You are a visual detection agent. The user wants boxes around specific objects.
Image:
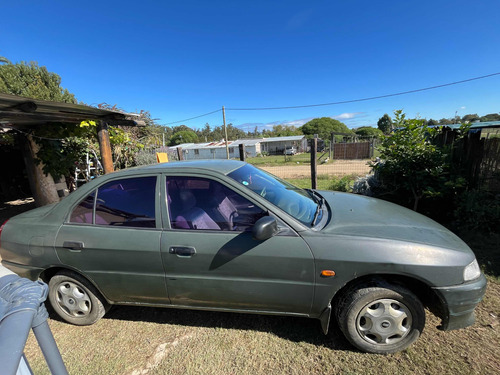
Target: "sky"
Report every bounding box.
[1,1,500,131]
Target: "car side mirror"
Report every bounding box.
[252,216,278,241]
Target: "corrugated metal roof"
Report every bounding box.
[260,135,305,142]
[169,135,305,150]
[0,92,142,127]
[432,121,500,130]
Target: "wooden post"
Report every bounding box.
[239,143,246,161]
[311,136,318,189]
[177,147,184,160]
[223,106,229,159]
[97,121,114,174]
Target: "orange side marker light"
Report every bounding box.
[321,270,336,277]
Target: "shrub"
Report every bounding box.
[134,150,157,166]
[454,190,500,232]
[328,175,356,192]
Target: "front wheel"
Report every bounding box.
[337,283,425,354]
[48,270,109,325]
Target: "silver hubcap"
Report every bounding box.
[56,281,91,317]
[356,298,412,345]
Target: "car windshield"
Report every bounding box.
[228,164,320,226]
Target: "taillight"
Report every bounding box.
[0,220,8,248]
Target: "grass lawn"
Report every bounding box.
[24,276,500,375]
[247,153,313,166]
[284,174,358,191]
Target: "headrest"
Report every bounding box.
[179,190,196,211]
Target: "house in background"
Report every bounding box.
[171,135,307,160]
[259,135,307,155]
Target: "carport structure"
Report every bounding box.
[0,92,143,206]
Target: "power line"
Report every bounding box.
[1,124,65,141]
[162,109,221,125]
[226,72,500,111]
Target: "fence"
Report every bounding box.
[437,127,500,193]
[330,141,374,160]
[480,130,500,192]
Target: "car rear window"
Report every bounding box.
[95,176,157,228]
[69,176,157,228]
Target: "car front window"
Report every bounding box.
[227,164,319,226]
[166,176,266,231]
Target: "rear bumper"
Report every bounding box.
[0,260,43,281]
[432,274,487,331]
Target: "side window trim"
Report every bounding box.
[67,189,96,225]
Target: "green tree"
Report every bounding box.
[300,117,352,142]
[210,123,246,141]
[377,114,393,134]
[438,118,453,125]
[196,123,212,142]
[373,110,447,211]
[428,119,438,126]
[0,60,77,103]
[461,114,480,123]
[268,124,302,137]
[0,59,85,181]
[354,126,383,138]
[169,130,198,146]
[480,113,500,122]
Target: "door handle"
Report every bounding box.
[63,241,84,250]
[169,246,196,257]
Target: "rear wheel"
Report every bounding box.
[48,270,108,325]
[337,283,425,354]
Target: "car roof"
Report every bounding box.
[111,159,247,176]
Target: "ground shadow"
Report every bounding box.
[98,304,354,352]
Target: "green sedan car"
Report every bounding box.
[0,160,486,354]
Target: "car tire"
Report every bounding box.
[48,270,109,325]
[337,283,425,354]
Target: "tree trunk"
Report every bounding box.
[21,135,60,207]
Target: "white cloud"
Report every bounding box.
[332,112,364,120]
[281,117,314,127]
[236,113,368,132]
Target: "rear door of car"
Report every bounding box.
[55,174,168,304]
[160,173,315,315]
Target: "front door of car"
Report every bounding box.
[55,175,168,304]
[160,175,314,314]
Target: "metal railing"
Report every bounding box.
[0,265,68,375]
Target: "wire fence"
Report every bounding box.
[259,160,371,179]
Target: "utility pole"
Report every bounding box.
[223,106,229,159]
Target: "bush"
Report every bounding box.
[134,150,157,166]
[454,190,500,232]
[328,175,356,192]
